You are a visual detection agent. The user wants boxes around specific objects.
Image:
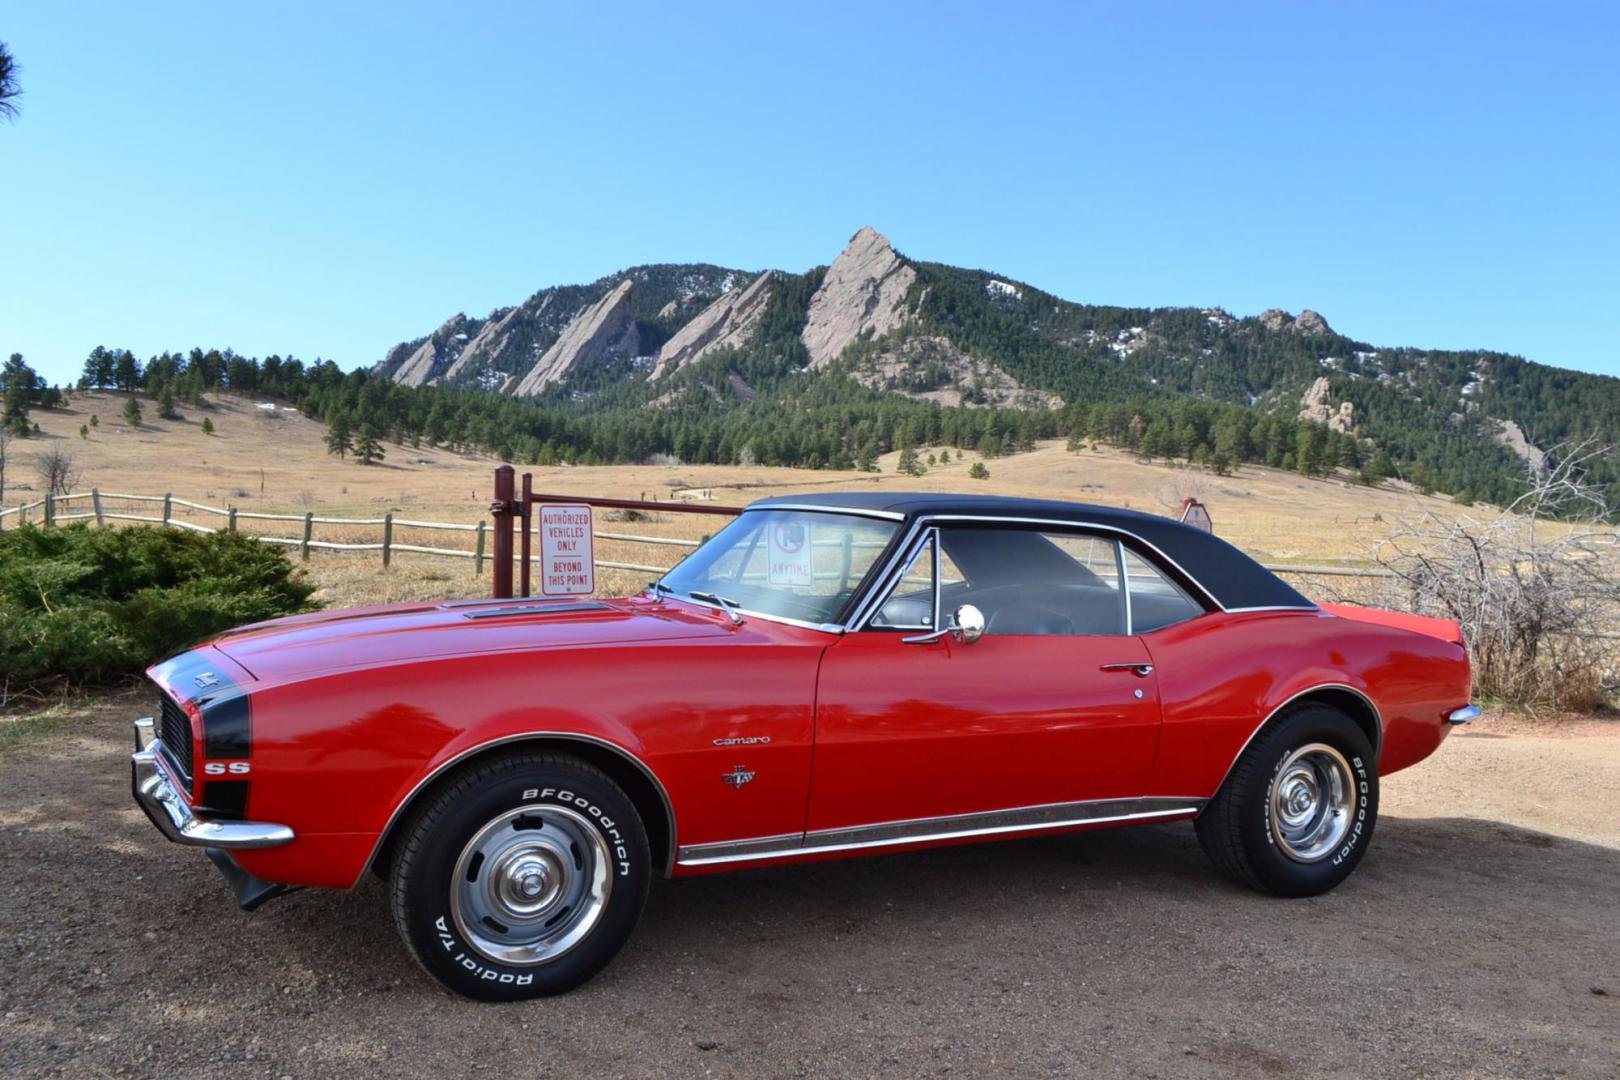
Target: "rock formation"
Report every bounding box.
[855,334,1063,410]
[388,314,478,387]
[1493,418,1549,475]
[1260,308,1333,336]
[441,301,535,383]
[508,280,638,397]
[1298,376,1356,433]
[651,271,776,379]
[801,227,917,368]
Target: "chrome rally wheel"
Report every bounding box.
[451,804,612,967]
[391,752,650,1000]
[1195,703,1378,898]
[1267,743,1355,863]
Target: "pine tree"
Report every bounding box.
[325,410,353,458]
[122,398,143,427]
[2,353,36,434]
[158,385,179,420]
[969,461,990,480]
[201,417,215,436]
[354,424,386,466]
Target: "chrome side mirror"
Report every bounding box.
[902,604,985,646]
[954,603,985,644]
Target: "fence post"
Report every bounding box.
[227,507,238,532]
[162,493,172,526]
[382,512,393,568]
[519,472,533,598]
[44,492,54,527]
[92,488,106,528]
[475,520,486,576]
[301,512,313,560]
[491,466,515,599]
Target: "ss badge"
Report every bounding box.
[722,765,755,789]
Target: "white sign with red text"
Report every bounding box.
[538,504,594,595]
[766,518,814,587]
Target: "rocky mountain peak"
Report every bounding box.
[508,279,638,398]
[651,271,776,380]
[800,226,918,368]
[1259,308,1333,336]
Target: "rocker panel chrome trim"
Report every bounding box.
[674,796,1207,867]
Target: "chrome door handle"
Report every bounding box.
[1099,662,1153,677]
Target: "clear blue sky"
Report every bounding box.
[3,1,1617,386]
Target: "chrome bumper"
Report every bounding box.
[131,717,294,850]
[1447,704,1483,725]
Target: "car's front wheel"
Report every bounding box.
[389,751,650,1000]
[1195,703,1378,897]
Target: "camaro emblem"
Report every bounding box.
[722,766,755,789]
[193,671,220,689]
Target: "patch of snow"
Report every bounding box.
[985,280,1023,300]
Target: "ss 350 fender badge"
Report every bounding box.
[722,765,755,789]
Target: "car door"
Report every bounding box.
[806,523,1168,834]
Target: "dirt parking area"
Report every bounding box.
[2,692,1616,1079]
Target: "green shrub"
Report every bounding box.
[0,525,316,691]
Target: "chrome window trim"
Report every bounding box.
[864,526,939,632]
[1116,538,1133,636]
[843,519,929,629]
[355,731,681,885]
[743,503,907,521]
[675,795,1207,867]
[1223,604,1321,614]
[846,514,1226,632]
[1208,683,1384,797]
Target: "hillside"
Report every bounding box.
[5,390,1539,569]
[365,227,1620,509]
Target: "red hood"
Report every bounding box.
[208,596,732,683]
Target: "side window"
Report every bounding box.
[871,534,936,630]
[935,527,1127,636]
[1122,547,1204,632]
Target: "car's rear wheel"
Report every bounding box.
[1195,703,1378,897]
[389,752,649,1000]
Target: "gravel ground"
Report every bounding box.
[2,691,1616,1079]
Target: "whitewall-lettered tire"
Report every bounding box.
[389,752,650,1000]
[1195,703,1378,897]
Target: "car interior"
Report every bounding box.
[870,527,1205,636]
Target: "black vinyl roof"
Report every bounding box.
[750,491,1314,611]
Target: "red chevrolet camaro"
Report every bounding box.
[132,493,1477,999]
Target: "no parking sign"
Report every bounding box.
[767,518,814,586]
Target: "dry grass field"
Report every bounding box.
[4,390,1536,608]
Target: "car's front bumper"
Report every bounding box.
[131,717,294,850]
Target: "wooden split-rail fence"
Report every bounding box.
[0,484,1401,593]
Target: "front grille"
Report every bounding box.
[158,692,194,789]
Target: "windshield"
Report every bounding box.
[655,510,900,627]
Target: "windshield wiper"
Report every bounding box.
[647,580,674,602]
[688,590,744,625]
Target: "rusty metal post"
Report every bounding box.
[519,472,533,598]
[491,465,515,599]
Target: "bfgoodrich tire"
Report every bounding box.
[390,752,650,1000]
[1195,704,1378,898]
